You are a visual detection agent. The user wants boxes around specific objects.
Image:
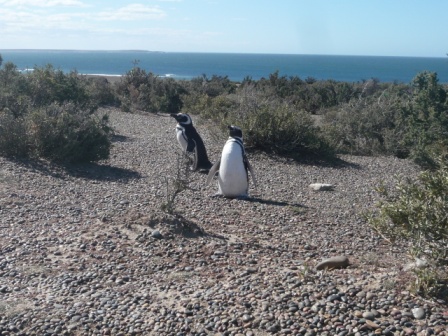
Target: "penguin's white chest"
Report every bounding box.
[175,126,188,152]
[218,141,248,197]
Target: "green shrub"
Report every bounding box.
[115,67,185,113]
[398,72,448,168]
[83,76,119,107]
[0,109,29,157]
[187,74,237,98]
[318,73,448,165]
[1,63,117,117]
[192,85,332,157]
[0,61,113,163]
[0,62,32,118]
[183,93,237,120]
[368,156,448,296]
[242,71,362,114]
[320,84,408,155]
[26,65,93,110]
[370,156,448,261]
[28,103,111,163]
[234,102,328,156]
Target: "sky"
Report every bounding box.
[0,0,447,57]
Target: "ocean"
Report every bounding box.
[1,50,448,83]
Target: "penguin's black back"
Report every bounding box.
[184,124,212,171]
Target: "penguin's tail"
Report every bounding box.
[197,160,213,174]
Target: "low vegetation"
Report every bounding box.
[1,54,447,297]
[2,56,446,166]
[115,66,185,113]
[367,156,448,298]
[0,61,113,162]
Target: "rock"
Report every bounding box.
[267,323,280,332]
[309,183,334,191]
[2,109,446,336]
[365,319,380,329]
[404,258,428,271]
[354,310,363,318]
[411,307,425,320]
[362,311,375,320]
[151,230,163,239]
[316,256,350,270]
[327,294,341,301]
[242,314,253,322]
[403,327,415,335]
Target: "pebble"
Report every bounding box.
[316,256,350,270]
[0,109,444,336]
[411,307,425,320]
[309,183,335,191]
[151,230,163,239]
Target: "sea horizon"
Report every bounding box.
[1,49,447,83]
[1,48,446,58]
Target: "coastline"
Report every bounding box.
[4,50,448,83]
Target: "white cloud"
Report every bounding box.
[0,2,167,35]
[98,4,166,21]
[0,1,177,50]
[0,0,86,7]
[0,7,91,33]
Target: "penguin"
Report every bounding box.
[170,113,213,172]
[206,125,257,198]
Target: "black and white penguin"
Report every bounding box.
[170,113,212,171]
[206,125,257,198]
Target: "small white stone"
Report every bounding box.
[309,183,334,191]
[404,257,428,271]
[412,307,425,319]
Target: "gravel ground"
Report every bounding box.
[0,108,447,336]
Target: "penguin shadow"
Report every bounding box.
[209,193,305,209]
[241,196,305,209]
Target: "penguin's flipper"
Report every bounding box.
[186,138,196,152]
[206,159,221,186]
[244,155,258,189]
[192,140,199,171]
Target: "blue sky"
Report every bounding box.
[0,0,447,57]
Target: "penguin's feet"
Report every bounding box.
[210,193,224,198]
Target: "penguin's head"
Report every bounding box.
[170,113,192,125]
[228,125,243,139]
